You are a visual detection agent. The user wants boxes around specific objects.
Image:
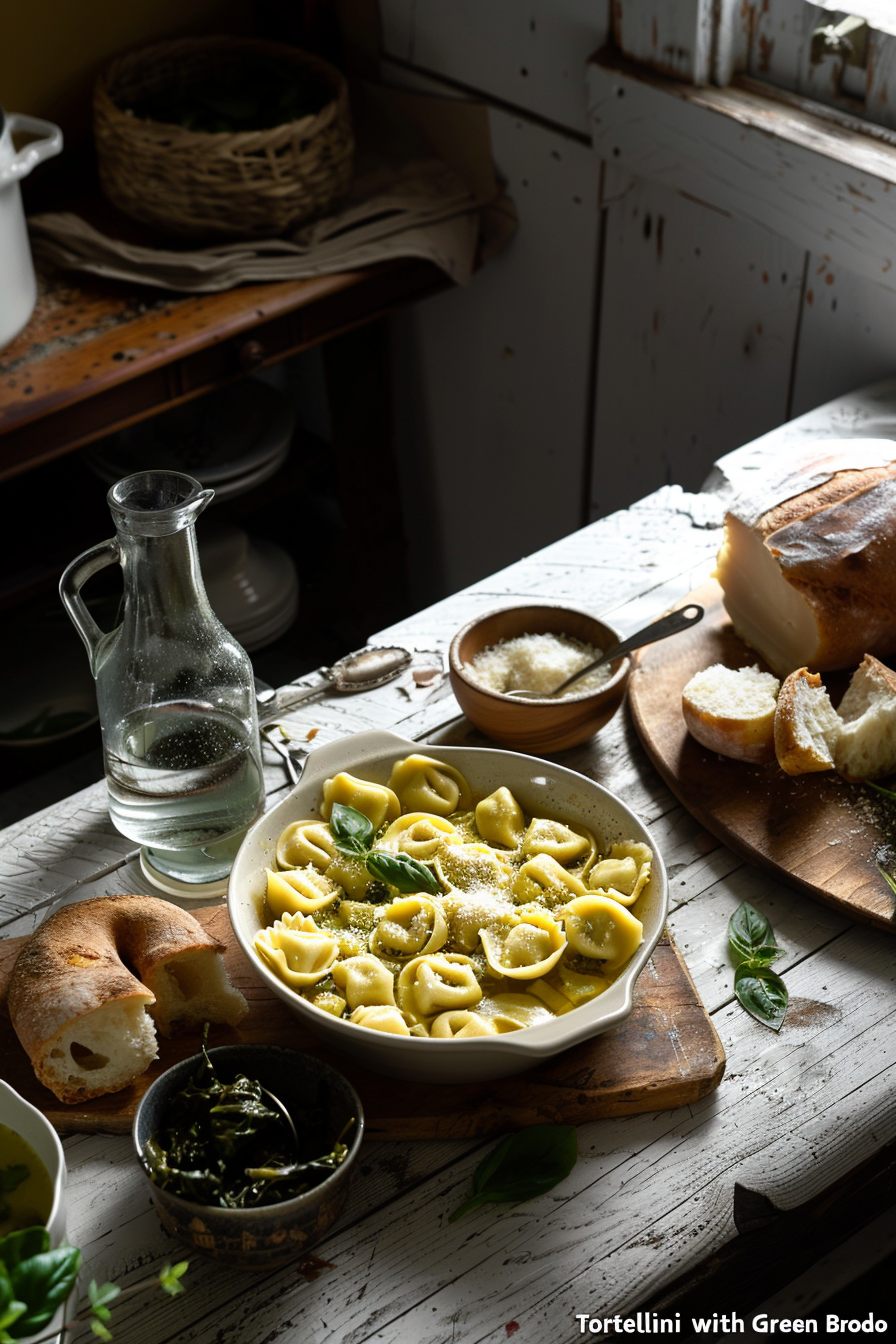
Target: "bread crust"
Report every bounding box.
[727,463,896,672]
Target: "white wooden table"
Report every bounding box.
[2,381,895,1342]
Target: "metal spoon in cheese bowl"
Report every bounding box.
[504,605,704,700]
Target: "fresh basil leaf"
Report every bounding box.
[328,804,374,857]
[449,1125,578,1221]
[750,944,785,965]
[0,1264,26,1336]
[734,963,788,1031]
[365,850,440,896]
[0,1228,49,1273]
[727,902,776,959]
[9,1245,81,1336]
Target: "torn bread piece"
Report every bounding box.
[8,895,248,1104]
[681,663,780,763]
[774,668,841,776]
[832,654,896,782]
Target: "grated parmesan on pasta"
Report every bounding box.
[464,631,614,698]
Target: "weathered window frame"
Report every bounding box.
[593,0,896,294]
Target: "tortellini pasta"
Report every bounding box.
[588,842,652,907]
[320,772,400,829]
[397,953,482,1020]
[480,910,566,980]
[475,787,525,849]
[331,954,397,1009]
[369,895,448,959]
[388,754,473,816]
[254,913,339,988]
[379,813,458,859]
[276,821,337,872]
[255,753,654,1039]
[561,895,643,969]
[265,866,341,919]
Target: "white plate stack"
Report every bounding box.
[199,522,298,653]
[83,378,295,502]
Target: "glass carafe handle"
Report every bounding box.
[59,538,120,675]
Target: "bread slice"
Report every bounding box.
[832,654,896,781]
[774,668,841,775]
[681,663,780,763]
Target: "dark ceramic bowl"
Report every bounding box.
[133,1045,364,1270]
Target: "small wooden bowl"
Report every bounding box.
[448,604,630,752]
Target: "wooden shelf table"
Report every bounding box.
[0,252,446,482]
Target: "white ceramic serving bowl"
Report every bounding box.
[0,1081,68,1343]
[228,730,668,1083]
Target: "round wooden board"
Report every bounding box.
[628,578,896,932]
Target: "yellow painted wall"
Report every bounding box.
[4,0,253,142]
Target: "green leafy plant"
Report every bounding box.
[0,1222,186,1344]
[727,901,788,1030]
[329,804,440,896]
[449,1125,578,1221]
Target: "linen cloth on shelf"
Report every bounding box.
[27,86,516,294]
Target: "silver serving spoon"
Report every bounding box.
[505,604,704,700]
[259,646,412,723]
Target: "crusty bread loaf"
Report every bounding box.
[713,440,896,675]
[8,895,247,1104]
[681,663,780,763]
[774,668,841,775]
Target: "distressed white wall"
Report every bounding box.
[379,0,896,599]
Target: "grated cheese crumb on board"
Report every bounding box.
[464,632,614,698]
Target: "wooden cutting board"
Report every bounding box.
[0,906,724,1139]
[629,578,896,932]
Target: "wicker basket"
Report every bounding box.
[93,36,354,240]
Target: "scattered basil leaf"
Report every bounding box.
[727,902,776,961]
[8,1244,82,1336]
[449,1125,578,1221]
[365,850,440,896]
[727,901,789,1030]
[159,1262,189,1297]
[328,803,375,857]
[734,963,788,1031]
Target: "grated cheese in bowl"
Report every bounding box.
[463,631,614,699]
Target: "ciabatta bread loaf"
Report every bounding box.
[712,439,896,675]
[681,663,780,763]
[8,895,248,1104]
[774,668,840,775]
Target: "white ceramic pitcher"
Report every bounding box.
[0,109,63,350]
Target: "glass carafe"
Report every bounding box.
[60,471,265,889]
